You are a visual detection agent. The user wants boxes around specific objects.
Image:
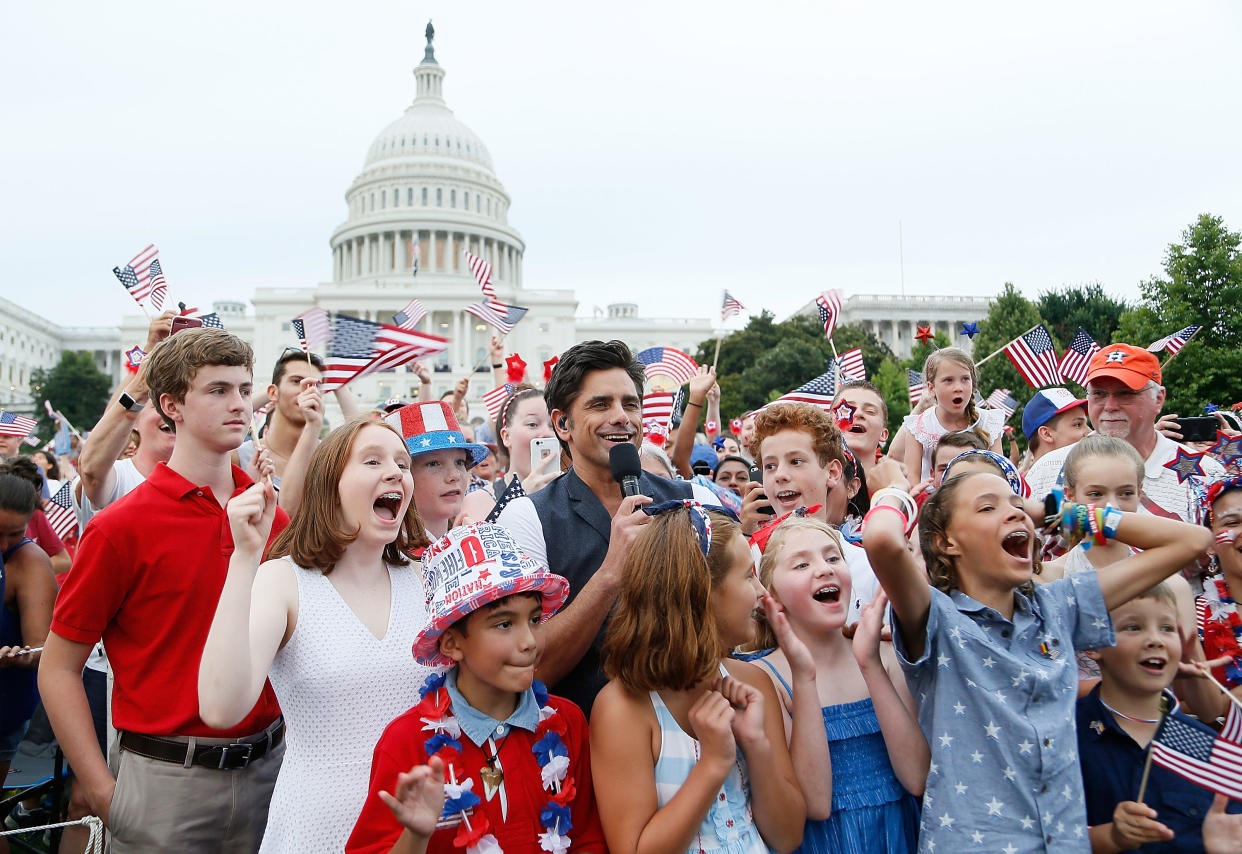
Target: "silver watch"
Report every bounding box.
[118,392,145,412]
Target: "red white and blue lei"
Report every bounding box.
[415,673,576,854]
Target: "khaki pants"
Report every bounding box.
[106,736,284,854]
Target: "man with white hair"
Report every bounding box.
[1026,343,1222,521]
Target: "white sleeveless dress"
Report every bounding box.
[259,557,438,854]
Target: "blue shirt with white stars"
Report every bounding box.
[892,570,1114,853]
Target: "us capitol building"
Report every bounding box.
[1,24,989,420]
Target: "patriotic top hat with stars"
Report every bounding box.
[412,523,569,666]
[384,401,490,468]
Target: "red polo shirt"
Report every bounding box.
[52,463,287,738]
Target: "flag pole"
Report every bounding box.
[1136,694,1171,805]
[1193,661,1242,713]
[974,324,1042,368]
[1160,326,1203,369]
[712,332,724,371]
[470,333,507,374]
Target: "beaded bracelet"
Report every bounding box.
[863,503,908,533]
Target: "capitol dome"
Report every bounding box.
[329,22,524,294]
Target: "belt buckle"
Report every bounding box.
[217,742,254,770]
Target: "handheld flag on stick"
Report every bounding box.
[465,250,495,299]
[291,319,309,356]
[1148,702,1242,801]
[721,291,745,321]
[815,290,843,339]
[113,244,165,314]
[1003,324,1062,388]
[293,308,331,350]
[483,383,517,424]
[394,299,428,330]
[770,366,837,413]
[1148,326,1202,365]
[484,476,526,523]
[44,481,77,541]
[907,370,925,408]
[1057,328,1101,387]
[983,389,1019,420]
[641,391,675,424]
[635,347,699,386]
[0,411,38,437]
[837,348,865,382]
[464,300,528,335]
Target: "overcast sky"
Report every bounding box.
[5,1,1241,331]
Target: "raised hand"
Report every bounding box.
[226,480,277,558]
[297,377,323,430]
[1203,793,1242,854]
[687,366,717,405]
[760,593,814,678]
[378,754,447,838]
[851,590,888,669]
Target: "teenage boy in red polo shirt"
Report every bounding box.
[39,328,290,853]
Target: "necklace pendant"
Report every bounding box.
[480,764,504,796]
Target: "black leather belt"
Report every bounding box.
[119,719,284,771]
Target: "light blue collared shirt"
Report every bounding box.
[445,668,540,748]
[893,570,1114,853]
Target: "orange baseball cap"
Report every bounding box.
[1085,344,1162,390]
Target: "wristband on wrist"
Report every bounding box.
[1101,506,1122,540]
[685,400,703,409]
[1084,504,1102,550]
[491,362,504,369]
[863,503,908,532]
[870,486,918,535]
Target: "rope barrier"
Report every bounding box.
[0,814,105,854]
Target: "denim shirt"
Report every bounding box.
[893,571,1113,853]
[444,668,540,747]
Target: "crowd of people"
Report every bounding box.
[4,311,1242,853]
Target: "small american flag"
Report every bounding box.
[908,370,926,407]
[721,291,745,321]
[113,244,162,308]
[837,348,865,382]
[1057,328,1101,386]
[483,383,517,423]
[146,258,168,311]
[252,401,274,433]
[464,300,528,335]
[983,389,1019,420]
[772,366,837,413]
[394,299,428,330]
[291,319,309,356]
[1147,325,1202,356]
[294,308,331,349]
[816,290,844,339]
[44,481,77,541]
[1221,700,1242,746]
[320,314,388,391]
[1150,709,1242,800]
[642,391,675,424]
[356,325,450,381]
[199,312,224,329]
[635,347,699,386]
[0,411,38,437]
[1004,324,1062,388]
[484,476,526,523]
[465,250,495,299]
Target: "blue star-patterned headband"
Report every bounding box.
[943,449,1029,498]
[643,500,737,556]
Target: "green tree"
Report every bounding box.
[1115,214,1242,415]
[1037,283,1128,348]
[871,357,912,442]
[30,351,113,436]
[970,283,1047,414]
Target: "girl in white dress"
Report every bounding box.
[891,346,1004,481]
[199,416,438,853]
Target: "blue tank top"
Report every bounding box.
[0,538,40,733]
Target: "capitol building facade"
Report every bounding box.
[2,26,990,420]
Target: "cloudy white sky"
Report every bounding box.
[5,1,1241,330]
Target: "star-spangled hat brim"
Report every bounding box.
[412,523,569,666]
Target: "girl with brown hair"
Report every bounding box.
[589,503,805,854]
[198,416,436,854]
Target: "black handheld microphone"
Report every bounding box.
[609,443,644,499]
